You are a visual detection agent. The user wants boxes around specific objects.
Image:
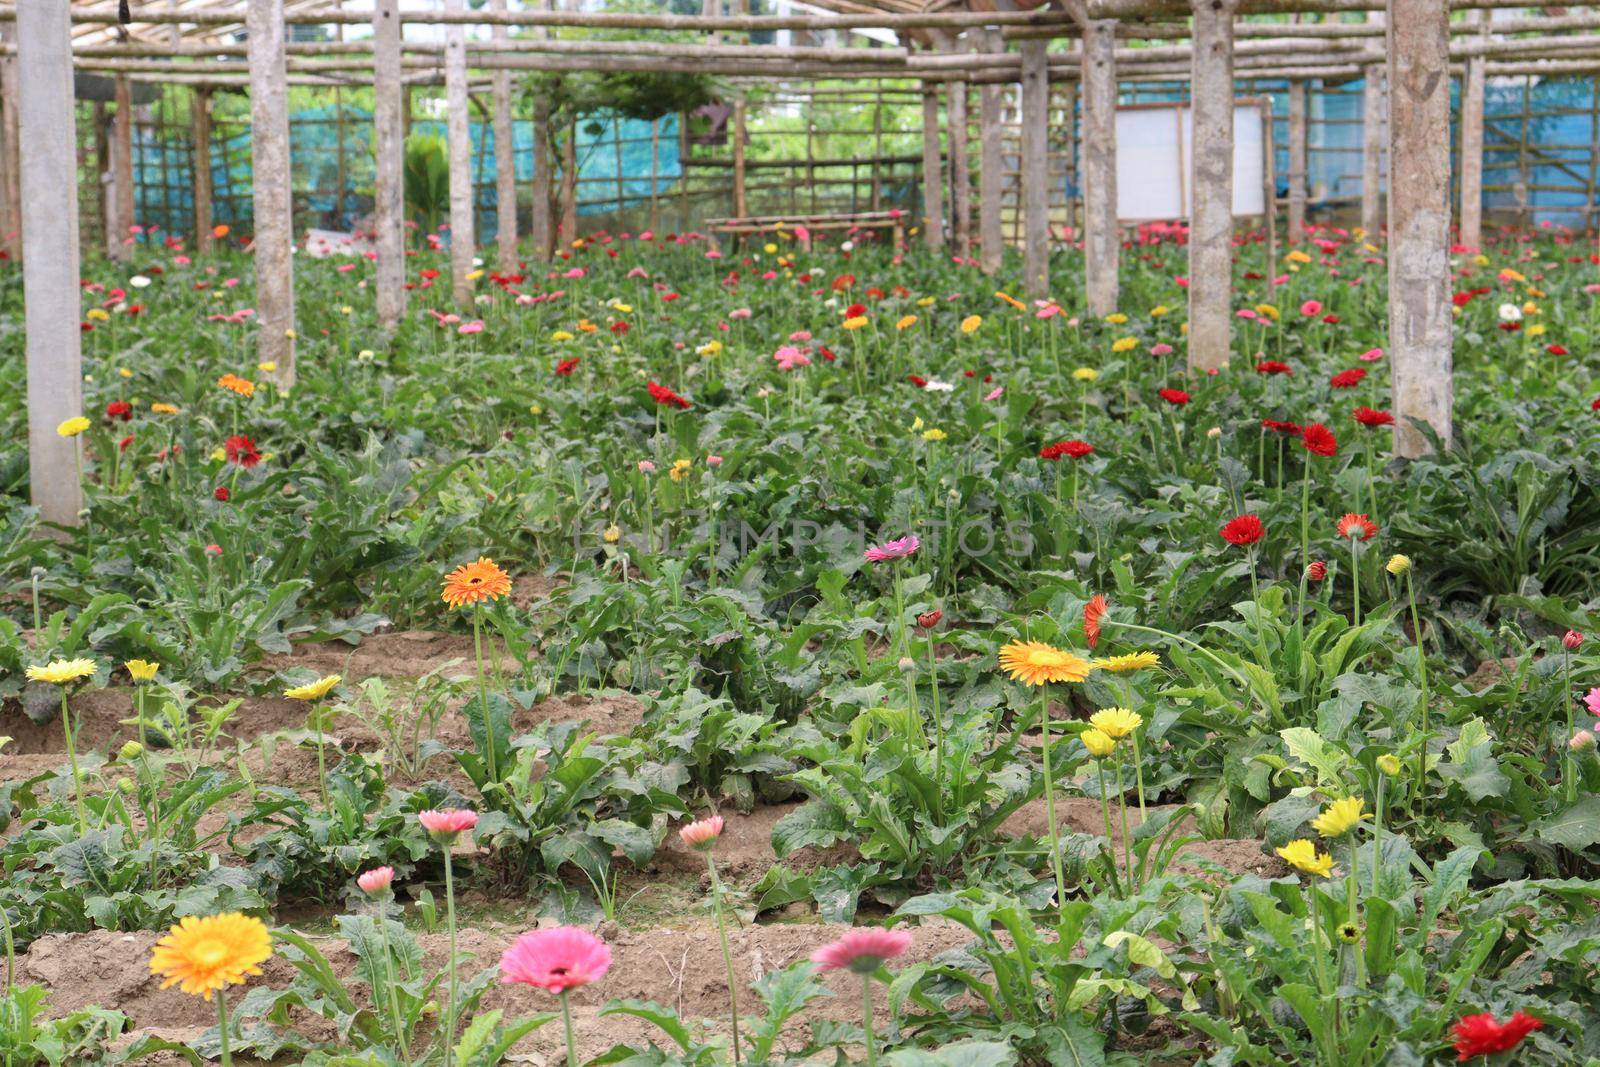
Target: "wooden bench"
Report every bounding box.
[704,210,905,252]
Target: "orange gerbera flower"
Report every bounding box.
[998,640,1093,686]
[149,913,272,1001]
[1083,595,1108,649]
[441,557,512,609]
[216,373,255,398]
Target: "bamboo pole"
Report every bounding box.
[445,0,475,306]
[979,29,1005,273]
[1187,0,1236,373]
[192,87,213,252]
[1082,17,1120,316]
[949,77,970,255]
[1361,12,1384,240]
[1021,38,1050,296]
[1458,10,1486,249]
[248,0,296,387]
[921,83,944,248]
[111,75,134,262]
[18,0,82,528]
[1388,0,1452,458]
[1287,78,1307,241]
[491,0,518,270]
[373,0,406,330]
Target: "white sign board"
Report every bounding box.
[1114,103,1266,222]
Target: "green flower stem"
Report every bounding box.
[926,634,945,822]
[61,690,88,832]
[705,852,743,1064]
[1039,696,1068,915]
[1348,536,1361,627]
[312,701,329,809]
[861,977,877,1067]
[216,988,233,1067]
[1115,753,1133,891]
[560,990,579,1067]
[442,844,460,1067]
[1406,572,1430,802]
[473,603,497,786]
[375,903,411,1061]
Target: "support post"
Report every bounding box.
[1387,0,1453,457]
[111,74,134,261]
[248,0,296,386]
[1082,18,1119,315]
[1187,0,1236,372]
[561,122,577,242]
[1458,11,1487,250]
[192,88,213,252]
[948,78,970,255]
[1021,38,1050,296]
[1287,78,1307,241]
[921,83,944,248]
[445,0,475,306]
[1362,11,1385,240]
[491,0,518,270]
[732,97,748,217]
[531,96,553,255]
[373,0,406,329]
[18,0,83,527]
[0,22,20,264]
[978,29,1005,274]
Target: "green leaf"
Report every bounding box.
[1526,797,1600,851]
[885,1040,1017,1067]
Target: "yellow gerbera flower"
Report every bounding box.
[25,658,98,685]
[1276,838,1334,878]
[1312,796,1369,838]
[1081,728,1116,758]
[997,640,1092,686]
[1386,554,1412,576]
[56,417,91,438]
[959,314,983,334]
[1111,337,1137,353]
[151,403,180,415]
[603,524,621,544]
[921,428,947,442]
[1088,707,1143,739]
[149,913,273,1001]
[670,458,694,482]
[1072,367,1099,382]
[284,674,341,702]
[1104,312,1128,325]
[842,316,869,331]
[551,330,575,342]
[1092,651,1161,673]
[124,659,160,682]
[896,315,918,330]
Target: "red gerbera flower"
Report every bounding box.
[1306,560,1327,581]
[555,357,579,376]
[1221,514,1265,546]
[1352,407,1394,428]
[213,485,230,502]
[1040,440,1094,461]
[1158,388,1191,406]
[1451,1011,1542,1061]
[1256,360,1293,375]
[1546,344,1569,356]
[1301,423,1338,457]
[646,381,691,410]
[907,374,928,387]
[1083,594,1108,649]
[1592,396,1600,411]
[223,434,261,469]
[1261,418,1303,436]
[844,303,867,318]
[1335,512,1378,541]
[105,400,133,422]
[1329,368,1366,389]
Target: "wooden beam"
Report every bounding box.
[1088,0,1570,16]
[192,87,213,253]
[948,78,970,255]
[248,0,296,387]
[18,0,83,528]
[1187,0,1236,373]
[1287,78,1307,241]
[921,83,944,248]
[1388,0,1452,458]
[1458,10,1486,250]
[978,29,1004,274]
[110,74,134,262]
[491,0,517,272]
[445,0,475,306]
[1082,18,1119,316]
[374,0,406,330]
[1362,15,1384,240]
[1021,39,1050,296]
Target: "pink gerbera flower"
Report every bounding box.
[500,927,612,994]
[1583,686,1600,717]
[418,809,478,838]
[678,815,724,851]
[865,535,920,562]
[357,867,394,894]
[810,928,913,974]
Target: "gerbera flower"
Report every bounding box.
[1312,795,1369,837]
[1275,838,1334,878]
[149,913,273,1001]
[500,927,613,993]
[998,640,1092,686]
[1088,707,1142,738]
[1300,423,1338,457]
[1040,440,1094,461]
[1451,1011,1542,1061]
[864,535,919,562]
[105,400,133,421]
[1261,418,1303,436]
[1093,651,1160,673]
[283,674,341,702]
[57,416,91,437]
[1083,594,1108,649]
[441,557,513,609]
[810,928,912,974]
[224,435,261,469]
[216,373,255,398]
[1256,360,1292,375]
[1158,387,1190,406]
[25,658,98,685]
[1335,513,1378,541]
[554,357,579,376]
[646,381,691,410]
[1220,514,1265,546]
[1081,728,1116,758]
[1352,407,1394,427]
[1329,368,1366,389]
[678,815,724,850]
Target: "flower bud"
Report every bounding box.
[1386,554,1412,576]
[1564,630,1584,652]
[116,776,136,794]
[1306,561,1327,582]
[1570,729,1597,752]
[1376,753,1402,777]
[897,656,916,673]
[119,740,144,762]
[917,610,943,630]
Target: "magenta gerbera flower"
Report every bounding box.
[810,928,913,974]
[500,927,612,994]
[865,535,920,562]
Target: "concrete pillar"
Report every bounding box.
[0,23,21,264]
[247,0,296,386]
[445,0,475,306]
[1362,11,1386,241]
[1387,0,1453,457]
[18,0,83,527]
[978,30,1005,274]
[921,85,944,248]
[1021,39,1050,296]
[491,0,519,271]
[1287,79,1308,242]
[1187,0,1236,372]
[1082,19,1119,316]
[373,0,406,330]
[1458,12,1487,251]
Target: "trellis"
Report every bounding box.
[10,0,1600,526]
